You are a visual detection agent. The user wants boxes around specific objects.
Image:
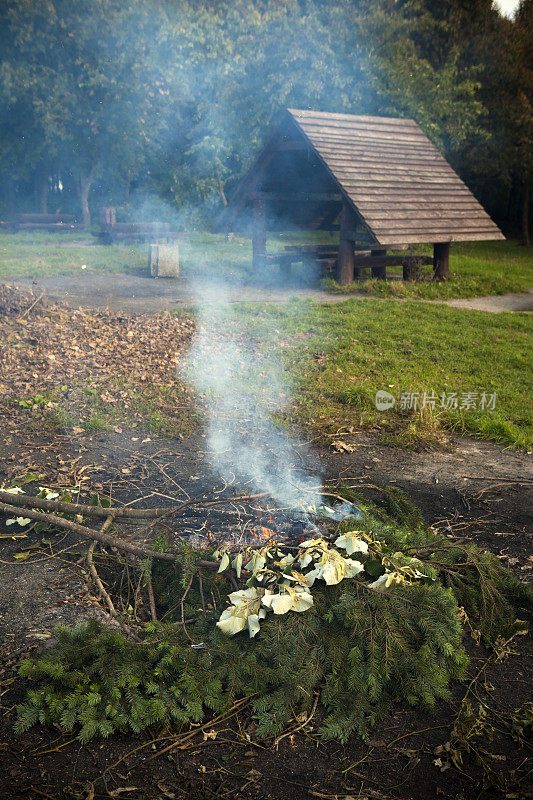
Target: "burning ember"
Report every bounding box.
[184,497,361,551]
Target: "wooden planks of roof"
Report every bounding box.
[222,108,504,283]
[288,108,503,246]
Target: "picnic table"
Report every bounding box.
[98,209,188,244]
[10,213,81,232]
[266,244,433,281]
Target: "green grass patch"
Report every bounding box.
[325,241,533,300]
[0,231,146,280]
[0,230,290,282]
[220,298,533,449]
[1,232,530,302]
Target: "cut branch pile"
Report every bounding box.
[0,487,271,567]
[3,485,532,747]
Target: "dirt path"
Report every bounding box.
[436,287,533,313]
[10,273,353,313]
[11,272,533,313]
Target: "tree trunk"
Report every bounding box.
[522,179,531,247]
[252,198,266,271]
[79,168,94,228]
[337,202,357,285]
[35,168,49,214]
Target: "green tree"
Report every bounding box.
[0,0,177,225]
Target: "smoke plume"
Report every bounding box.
[182,284,322,509]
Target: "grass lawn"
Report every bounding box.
[0,230,254,282]
[325,240,533,299]
[1,231,531,301]
[223,298,533,449]
[1,230,531,449]
[1,286,530,449]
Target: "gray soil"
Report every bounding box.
[10,272,533,313]
[10,272,353,313]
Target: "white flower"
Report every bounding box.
[231,552,243,577]
[367,571,404,591]
[344,559,364,578]
[277,554,295,567]
[227,587,262,606]
[217,553,230,573]
[304,553,363,586]
[39,488,59,500]
[217,588,265,637]
[289,585,314,612]
[243,552,266,573]
[4,487,25,495]
[247,614,261,638]
[367,573,389,591]
[299,538,323,549]
[321,558,342,585]
[303,567,320,587]
[6,516,31,526]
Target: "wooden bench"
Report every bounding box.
[99,221,168,243]
[98,209,189,244]
[267,245,433,281]
[11,213,81,232]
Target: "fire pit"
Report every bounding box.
[7,481,529,749]
[182,497,361,550]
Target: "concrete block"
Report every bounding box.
[149,244,179,278]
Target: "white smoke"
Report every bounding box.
[182,284,322,509]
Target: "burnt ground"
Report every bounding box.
[0,421,532,800]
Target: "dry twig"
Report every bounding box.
[86,517,136,637]
[0,500,218,568]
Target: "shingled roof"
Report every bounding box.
[224,108,504,246]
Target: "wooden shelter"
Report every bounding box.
[221,109,504,283]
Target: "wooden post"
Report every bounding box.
[371,249,387,279]
[338,202,357,285]
[403,259,414,281]
[433,242,450,281]
[252,198,266,271]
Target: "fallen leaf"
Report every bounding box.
[332,440,355,453]
[156,782,175,799]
